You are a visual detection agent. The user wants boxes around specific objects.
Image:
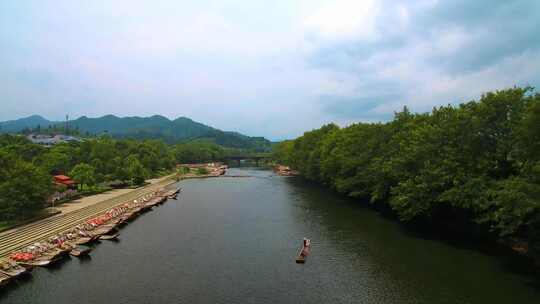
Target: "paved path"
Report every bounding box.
[51,175,172,214]
[0,176,176,259]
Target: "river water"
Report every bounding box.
[1,168,539,304]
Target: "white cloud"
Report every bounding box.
[1,0,539,139]
[301,0,379,41]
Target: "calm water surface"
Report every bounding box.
[1,168,539,303]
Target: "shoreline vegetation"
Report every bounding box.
[273,87,540,265]
[0,133,245,231]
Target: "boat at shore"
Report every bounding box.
[295,238,311,264]
[0,273,10,286]
[99,232,120,241]
[275,165,299,177]
[0,259,30,278]
[144,197,165,209]
[164,188,182,199]
[70,245,92,257]
[17,249,67,268]
[117,209,140,225]
[72,236,94,245]
[89,224,117,238]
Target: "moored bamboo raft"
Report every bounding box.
[144,197,165,208]
[89,224,117,238]
[45,247,70,261]
[70,245,92,257]
[116,214,129,225]
[0,259,30,278]
[17,249,67,268]
[117,210,138,225]
[130,206,143,217]
[161,188,182,200]
[0,273,11,286]
[99,232,119,241]
[72,237,94,245]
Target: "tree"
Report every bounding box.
[34,151,71,174]
[70,163,96,190]
[196,167,209,175]
[125,155,147,185]
[0,150,53,220]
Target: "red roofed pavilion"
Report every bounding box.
[53,175,78,189]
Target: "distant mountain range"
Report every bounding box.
[0,115,272,151]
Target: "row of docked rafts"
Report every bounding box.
[0,187,182,287]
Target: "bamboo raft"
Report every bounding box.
[72,237,93,245]
[117,209,136,225]
[0,273,10,286]
[89,224,117,238]
[170,188,182,199]
[155,188,182,200]
[144,197,166,209]
[117,209,139,225]
[0,259,30,278]
[70,245,92,257]
[17,250,67,268]
[99,233,120,241]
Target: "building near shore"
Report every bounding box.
[53,175,78,189]
[177,163,227,176]
[274,165,299,176]
[27,134,83,146]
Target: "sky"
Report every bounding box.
[1,0,539,140]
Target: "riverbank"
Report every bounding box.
[0,175,174,234]
[0,164,228,288]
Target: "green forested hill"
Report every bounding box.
[0,115,51,133]
[0,114,271,151]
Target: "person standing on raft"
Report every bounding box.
[301,238,310,257]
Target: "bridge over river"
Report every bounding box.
[223,153,272,166]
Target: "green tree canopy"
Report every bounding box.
[125,155,147,185]
[273,87,540,257]
[69,163,96,190]
[0,150,53,220]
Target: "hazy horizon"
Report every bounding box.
[1,0,539,140]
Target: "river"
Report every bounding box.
[1,168,539,303]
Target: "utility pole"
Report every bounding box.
[65,114,69,135]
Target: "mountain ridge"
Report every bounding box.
[0,115,271,151]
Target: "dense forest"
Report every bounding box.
[0,135,234,223]
[273,88,540,259]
